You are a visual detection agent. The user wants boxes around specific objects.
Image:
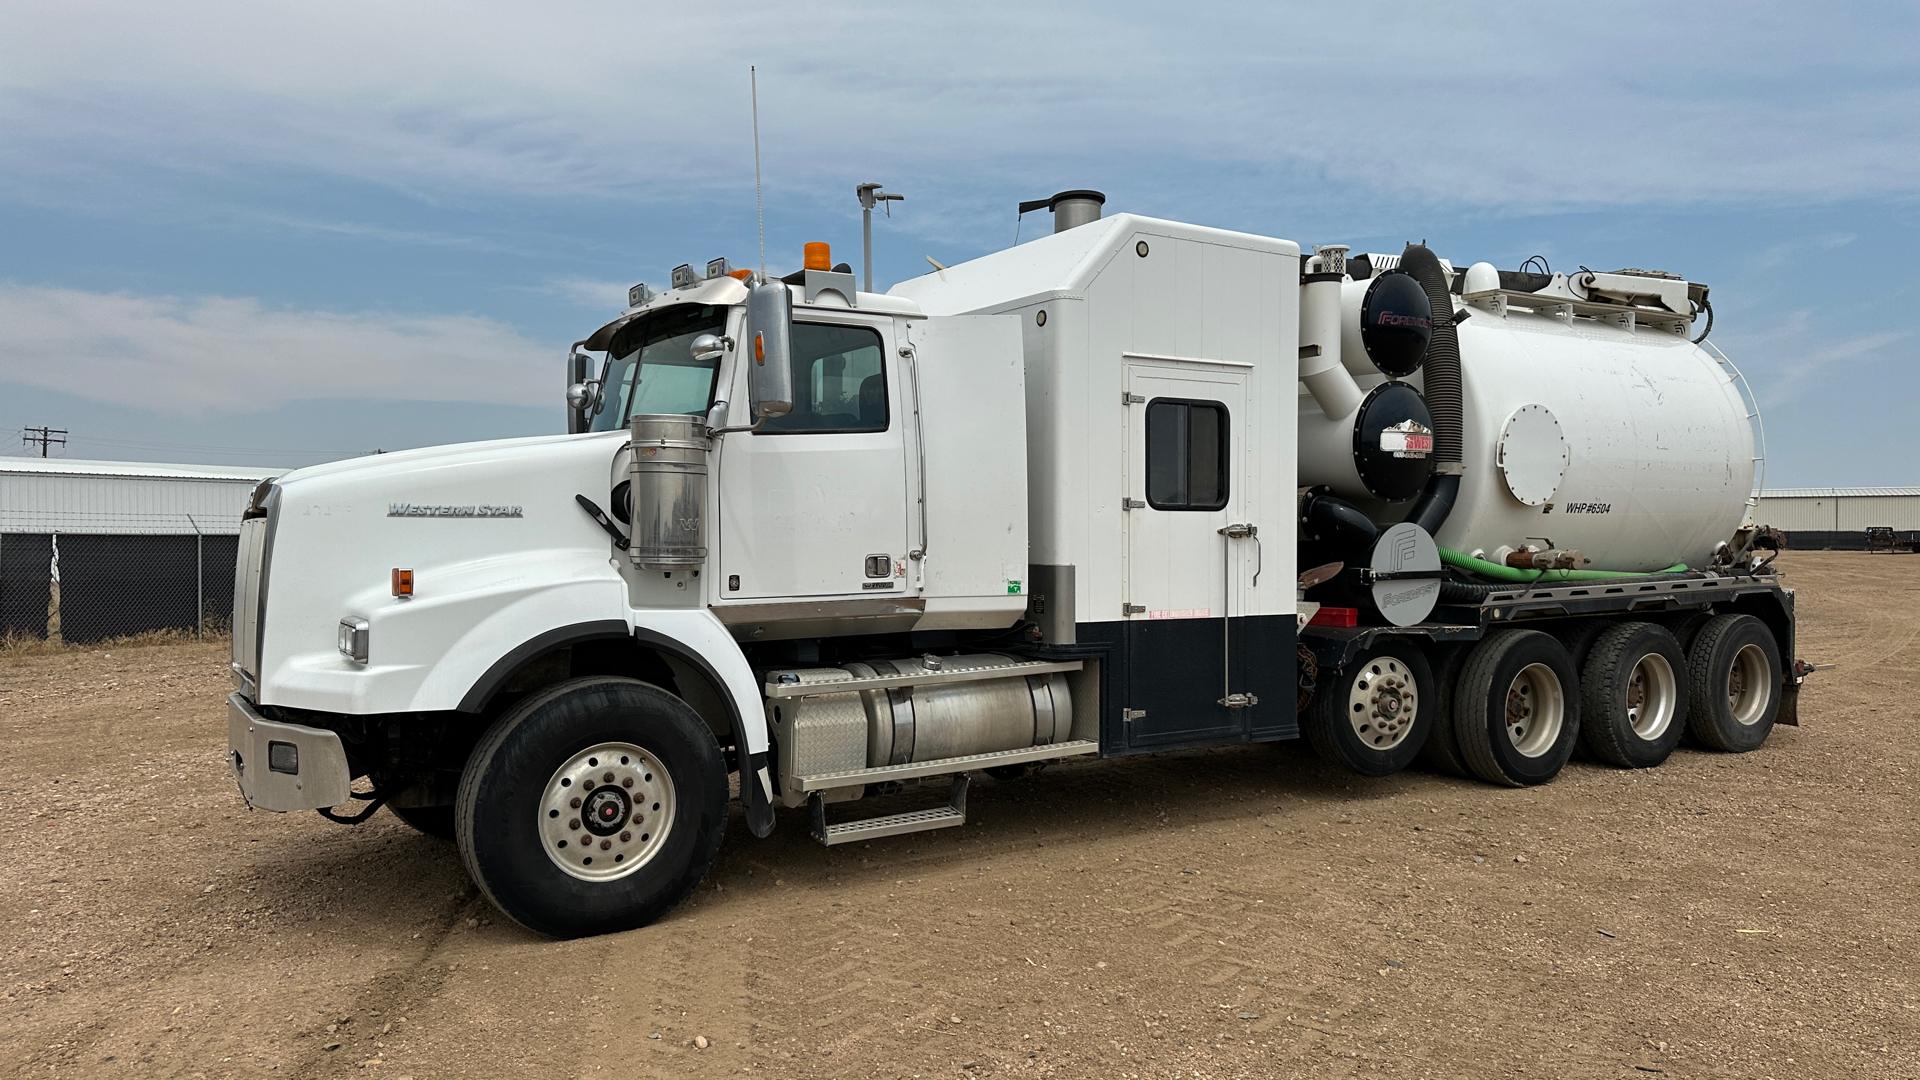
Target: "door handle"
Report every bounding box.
[1217,523,1262,587]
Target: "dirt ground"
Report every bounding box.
[2,551,1915,1080]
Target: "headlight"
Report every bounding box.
[337,617,369,664]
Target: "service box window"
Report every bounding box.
[1145,398,1229,510]
[762,323,888,433]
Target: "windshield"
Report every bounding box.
[590,304,730,431]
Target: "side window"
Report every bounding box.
[1145,398,1229,510]
[761,322,888,433]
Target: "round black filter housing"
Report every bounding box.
[1351,381,1435,502]
[1359,271,1433,377]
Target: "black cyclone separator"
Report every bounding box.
[1358,271,1433,377]
[1351,381,1435,503]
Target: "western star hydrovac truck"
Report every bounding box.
[226,190,1805,937]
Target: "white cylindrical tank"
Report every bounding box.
[1434,310,1754,572]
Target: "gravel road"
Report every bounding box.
[3,551,1914,1079]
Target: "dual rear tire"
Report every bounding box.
[1317,613,1782,785]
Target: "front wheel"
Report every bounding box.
[1304,642,1434,777]
[455,677,728,938]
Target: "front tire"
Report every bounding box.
[1453,630,1580,787]
[1579,622,1688,768]
[1685,614,1781,752]
[455,677,728,938]
[1304,642,1434,777]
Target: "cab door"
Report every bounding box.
[715,316,912,601]
[1122,361,1255,749]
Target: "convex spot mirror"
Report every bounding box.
[566,381,602,413]
[743,282,795,419]
[689,333,727,363]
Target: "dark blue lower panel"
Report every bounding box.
[1069,615,1298,756]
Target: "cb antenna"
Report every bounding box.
[751,65,765,280]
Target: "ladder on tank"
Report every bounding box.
[1701,340,1768,523]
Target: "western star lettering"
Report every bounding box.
[387,503,525,518]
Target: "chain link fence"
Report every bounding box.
[0,532,238,646]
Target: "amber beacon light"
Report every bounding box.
[803,242,831,271]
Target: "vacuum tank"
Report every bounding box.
[1297,250,1755,573]
[1440,311,1753,571]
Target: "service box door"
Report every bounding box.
[1122,361,1255,749]
[716,317,912,600]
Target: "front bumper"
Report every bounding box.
[227,693,353,812]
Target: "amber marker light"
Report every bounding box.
[803,242,831,271]
[392,568,414,598]
[728,268,753,281]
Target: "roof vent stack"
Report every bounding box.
[1018,189,1106,236]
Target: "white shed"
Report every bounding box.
[0,458,277,536]
[1754,487,1920,549]
[1,458,280,643]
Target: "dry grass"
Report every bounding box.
[0,626,229,659]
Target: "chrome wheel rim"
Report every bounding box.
[1626,652,1678,740]
[1728,643,1771,726]
[1346,657,1418,751]
[1503,663,1565,758]
[539,742,676,882]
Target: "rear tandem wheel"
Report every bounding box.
[1452,630,1581,787]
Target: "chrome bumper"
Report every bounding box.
[227,693,353,812]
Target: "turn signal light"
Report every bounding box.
[1307,606,1358,627]
[804,242,831,271]
[392,567,414,598]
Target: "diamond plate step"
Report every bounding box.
[808,774,969,846]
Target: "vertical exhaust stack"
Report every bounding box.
[1018,190,1106,235]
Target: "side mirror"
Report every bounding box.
[743,282,795,418]
[690,333,727,363]
[566,381,602,413]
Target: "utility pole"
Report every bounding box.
[856,183,904,294]
[22,426,66,457]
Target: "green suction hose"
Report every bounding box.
[1438,546,1688,584]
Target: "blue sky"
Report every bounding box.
[2,1,1915,485]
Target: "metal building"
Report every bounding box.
[1754,487,1920,550]
[1,458,278,643]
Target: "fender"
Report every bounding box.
[628,612,775,839]
[456,609,775,839]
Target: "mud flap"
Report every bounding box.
[741,749,776,838]
[1777,681,1800,726]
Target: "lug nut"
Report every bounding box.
[622,777,633,788]
[620,831,631,843]
[569,818,580,830]
[600,839,612,850]
[603,772,614,783]
[570,796,581,808]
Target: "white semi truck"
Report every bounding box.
[225,191,1805,937]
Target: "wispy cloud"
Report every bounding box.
[0,285,552,415]
[2,2,1917,226]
